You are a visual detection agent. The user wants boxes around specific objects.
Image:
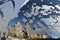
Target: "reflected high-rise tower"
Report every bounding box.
[25,21,31,38]
[15,22,23,31]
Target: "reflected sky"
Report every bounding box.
[1,0,60,39]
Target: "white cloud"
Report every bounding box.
[40,11,48,15]
[31,6,41,16]
[50,2,53,4]
[22,18,27,22]
[41,5,54,11]
[25,12,32,17]
[41,0,43,2]
[41,16,57,26]
[57,16,60,22]
[37,22,45,28]
[41,5,51,10]
[38,15,42,18]
[32,17,35,20]
[55,5,60,10]
[23,13,26,16]
[29,19,33,24]
[33,6,41,16]
[52,23,60,34]
[32,3,36,6]
[40,14,60,34]
[58,0,60,1]
[39,5,55,15]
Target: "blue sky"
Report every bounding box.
[0,0,60,39]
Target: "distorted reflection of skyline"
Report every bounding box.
[0,0,60,38]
